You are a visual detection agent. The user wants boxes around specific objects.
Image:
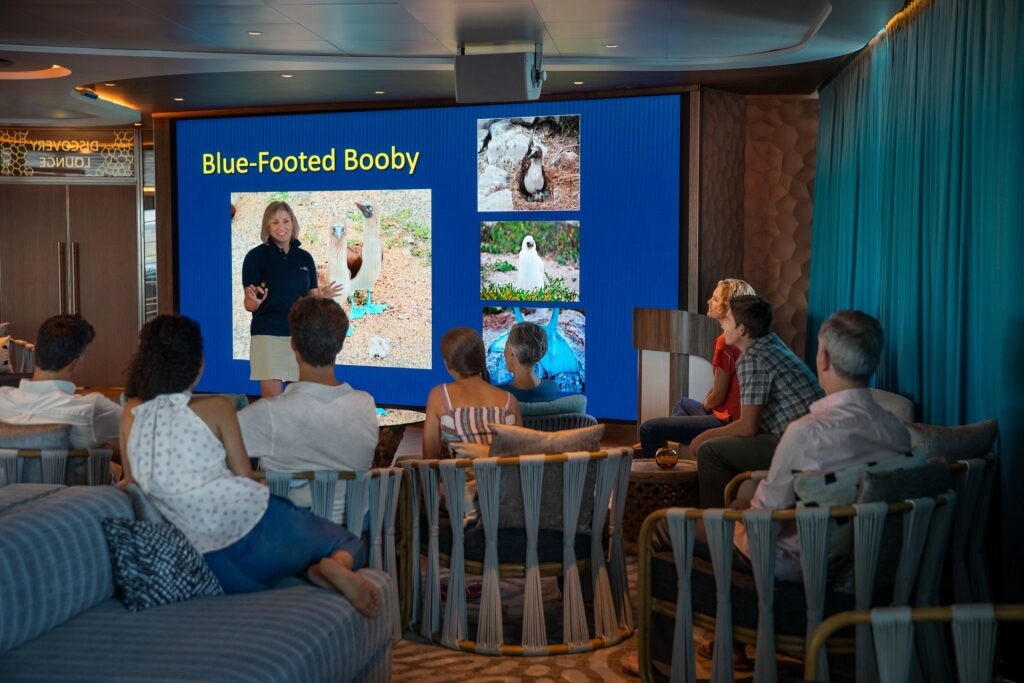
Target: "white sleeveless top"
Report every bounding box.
[128,392,269,554]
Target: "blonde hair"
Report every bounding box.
[260,201,301,244]
[708,278,756,319]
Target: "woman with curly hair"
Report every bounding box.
[119,315,379,615]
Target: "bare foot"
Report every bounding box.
[306,565,333,591]
[318,558,382,618]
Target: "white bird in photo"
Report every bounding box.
[516,234,545,292]
[350,201,386,319]
[328,222,351,305]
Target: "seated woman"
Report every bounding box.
[638,278,755,458]
[499,321,559,403]
[119,314,379,616]
[423,327,522,459]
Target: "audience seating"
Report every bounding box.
[402,448,634,654]
[638,486,956,682]
[254,467,410,638]
[0,485,396,683]
[522,412,598,432]
[804,604,1024,683]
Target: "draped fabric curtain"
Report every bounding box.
[809,0,1024,597]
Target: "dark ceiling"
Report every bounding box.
[0,0,899,127]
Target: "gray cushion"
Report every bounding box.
[0,421,72,449]
[125,483,167,523]
[0,575,395,683]
[518,394,587,417]
[488,423,604,458]
[102,518,223,611]
[908,419,998,462]
[496,459,599,533]
[857,460,952,504]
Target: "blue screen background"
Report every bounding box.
[175,94,680,419]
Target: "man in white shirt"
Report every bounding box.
[732,309,911,579]
[0,315,121,448]
[238,297,378,523]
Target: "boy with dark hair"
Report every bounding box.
[690,295,824,507]
[237,297,377,523]
[0,314,121,449]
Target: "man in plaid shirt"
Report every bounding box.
[690,295,824,507]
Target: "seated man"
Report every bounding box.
[627,311,911,676]
[690,296,824,507]
[732,309,911,579]
[238,297,378,523]
[0,314,121,448]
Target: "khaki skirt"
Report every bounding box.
[249,334,299,382]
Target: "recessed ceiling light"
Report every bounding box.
[103,82,116,87]
[133,122,142,127]
[605,43,619,48]
[173,97,184,102]
[574,80,584,85]
[375,90,385,95]
[247,31,262,36]
[281,74,293,78]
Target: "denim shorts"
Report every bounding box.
[204,494,366,593]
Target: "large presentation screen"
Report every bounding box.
[175,94,681,420]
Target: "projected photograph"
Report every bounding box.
[480,221,579,302]
[477,115,580,212]
[231,190,432,369]
[483,306,586,394]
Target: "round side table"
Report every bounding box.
[374,408,426,468]
[622,458,699,554]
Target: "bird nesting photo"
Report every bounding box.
[230,189,432,369]
[479,221,580,302]
[477,115,580,212]
[483,306,586,395]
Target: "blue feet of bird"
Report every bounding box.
[362,291,387,315]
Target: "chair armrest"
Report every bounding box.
[723,470,768,505]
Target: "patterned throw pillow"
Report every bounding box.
[907,419,998,462]
[101,518,223,611]
[488,423,604,457]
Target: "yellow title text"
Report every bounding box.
[201,147,420,176]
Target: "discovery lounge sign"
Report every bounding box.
[0,128,137,179]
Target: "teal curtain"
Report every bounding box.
[810,0,1024,597]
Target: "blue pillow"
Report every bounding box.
[102,518,223,611]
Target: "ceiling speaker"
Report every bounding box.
[455,52,544,103]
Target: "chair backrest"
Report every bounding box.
[0,448,112,487]
[869,388,915,423]
[639,491,956,683]
[521,412,598,432]
[804,604,1024,683]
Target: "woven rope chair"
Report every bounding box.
[0,448,112,486]
[522,413,598,432]
[805,604,1024,683]
[638,491,956,683]
[253,467,410,639]
[402,447,634,654]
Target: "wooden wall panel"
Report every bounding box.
[0,184,68,340]
[697,88,746,310]
[743,97,818,356]
[68,185,139,387]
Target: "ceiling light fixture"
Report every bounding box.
[281,74,293,78]
[247,31,262,36]
[173,97,184,102]
[103,82,116,87]
[375,90,385,95]
[0,64,72,81]
[574,80,584,85]
[605,43,618,48]
[134,122,142,127]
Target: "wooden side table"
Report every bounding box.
[622,459,699,554]
[374,408,426,468]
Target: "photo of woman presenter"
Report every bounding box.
[242,201,344,397]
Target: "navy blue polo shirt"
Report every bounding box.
[242,239,318,336]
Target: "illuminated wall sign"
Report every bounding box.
[0,128,136,179]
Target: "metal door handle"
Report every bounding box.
[72,242,81,314]
[58,242,67,314]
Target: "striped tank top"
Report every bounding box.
[438,384,516,456]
